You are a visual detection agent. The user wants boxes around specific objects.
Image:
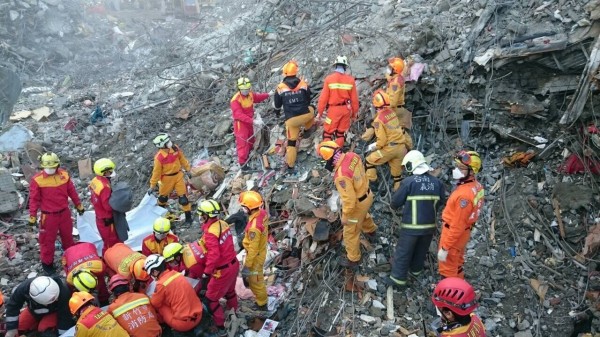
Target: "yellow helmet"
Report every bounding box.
[163,242,183,262]
[455,150,482,174]
[197,199,221,218]
[334,55,349,67]
[388,57,405,74]
[239,191,263,210]
[153,133,170,148]
[372,89,390,108]
[72,269,98,293]
[237,77,252,90]
[93,158,115,176]
[316,141,340,161]
[153,217,171,233]
[39,152,60,168]
[282,60,299,77]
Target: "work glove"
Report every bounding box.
[268,89,275,97]
[5,330,18,337]
[147,186,158,195]
[253,114,264,127]
[28,216,37,227]
[367,143,377,152]
[103,218,114,227]
[241,266,251,276]
[437,248,448,262]
[76,204,85,216]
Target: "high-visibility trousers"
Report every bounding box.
[343,192,377,262]
[284,111,314,168]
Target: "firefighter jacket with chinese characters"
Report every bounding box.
[75,305,129,337]
[107,292,161,337]
[390,173,445,235]
[200,218,237,276]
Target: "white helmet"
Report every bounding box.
[144,254,165,274]
[334,55,349,67]
[29,276,60,306]
[152,133,170,148]
[402,150,430,174]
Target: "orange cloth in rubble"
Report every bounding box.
[141,233,179,256]
[107,292,161,337]
[149,145,191,188]
[150,270,202,332]
[75,305,129,337]
[317,71,359,118]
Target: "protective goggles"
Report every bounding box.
[455,151,473,166]
[432,294,477,312]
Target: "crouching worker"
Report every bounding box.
[63,242,110,306]
[431,278,486,336]
[145,254,203,336]
[107,275,162,337]
[163,242,186,273]
[69,292,128,337]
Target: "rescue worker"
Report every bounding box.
[145,254,203,335]
[181,239,208,279]
[197,199,239,336]
[163,242,186,273]
[364,90,410,191]
[107,275,162,337]
[273,60,315,174]
[89,158,122,255]
[431,277,486,336]
[69,292,128,337]
[316,56,359,147]
[239,191,269,311]
[130,258,151,294]
[5,276,74,337]
[385,150,445,288]
[149,132,193,225]
[316,141,377,267]
[70,270,103,306]
[230,77,271,168]
[386,57,413,149]
[62,242,110,306]
[142,217,180,256]
[29,152,85,274]
[438,150,484,279]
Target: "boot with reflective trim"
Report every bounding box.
[384,275,407,289]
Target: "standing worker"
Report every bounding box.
[149,133,193,225]
[141,217,179,256]
[89,158,122,255]
[107,275,162,337]
[4,276,75,337]
[386,57,413,149]
[316,56,359,147]
[385,150,445,288]
[273,60,315,175]
[316,141,377,267]
[29,152,85,274]
[197,199,239,336]
[69,292,128,337]
[230,77,272,169]
[438,150,484,279]
[364,90,410,191]
[431,278,486,336]
[239,191,269,311]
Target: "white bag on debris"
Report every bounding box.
[76,194,167,254]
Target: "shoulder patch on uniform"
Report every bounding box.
[460,199,469,208]
[373,122,380,129]
[391,84,398,91]
[338,180,346,189]
[249,231,256,240]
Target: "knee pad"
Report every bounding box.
[178,195,189,206]
[392,175,402,182]
[335,130,345,138]
[287,139,297,147]
[323,131,333,140]
[158,195,169,204]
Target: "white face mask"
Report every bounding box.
[166,141,173,148]
[154,232,167,241]
[109,171,116,178]
[385,67,392,75]
[44,168,57,175]
[452,167,465,180]
[240,89,250,96]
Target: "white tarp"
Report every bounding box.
[76,194,167,254]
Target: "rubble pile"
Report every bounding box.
[1,0,600,336]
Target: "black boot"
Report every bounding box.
[185,211,193,225]
[42,263,55,275]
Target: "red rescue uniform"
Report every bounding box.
[150,270,202,332]
[200,218,239,328]
[29,168,81,265]
[317,71,359,147]
[182,240,208,279]
[75,305,129,337]
[89,175,121,255]
[63,243,109,305]
[439,179,484,278]
[440,314,486,336]
[141,233,179,256]
[230,91,270,165]
[107,292,161,337]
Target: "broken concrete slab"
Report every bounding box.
[0,125,33,151]
[0,171,20,214]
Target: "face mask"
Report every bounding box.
[240,89,250,96]
[154,232,167,241]
[166,141,173,148]
[109,171,116,178]
[386,67,392,75]
[241,206,249,214]
[44,168,56,175]
[452,167,465,180]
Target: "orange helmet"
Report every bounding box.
[282,60,299,77]
[130,258,150,282]
[0,290,4,307]
[239,191,263,210]
[316,141,340,161]
[372,89,390,108]
[388,57,404,74]
[69,291,95,315]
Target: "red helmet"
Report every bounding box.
[108,274,130,293]
[431,277,478,316]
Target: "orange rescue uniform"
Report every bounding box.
[149,145,191,212]
[317,71,359,147]
[150,270,202,332]
[141,233,179,256]
[440,314,486,336]
[107,292,161,337]
[439,179,484,278]
[386,73,413,148]
[242,209,269,306]
[333,152,377,262]
[75,305,129,337]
